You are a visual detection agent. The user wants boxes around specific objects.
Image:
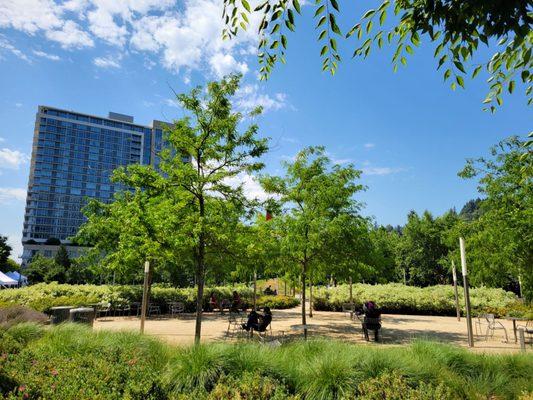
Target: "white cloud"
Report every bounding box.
[93,54,121,68]
[224,172,270,202]
[234,84,289,113]
[0,137,5,142]
[364,143,375,149]
[15,102,23,107]
[0,148,29,169]
[163,98,179,108]
[209,52,248,78]
[0,187,27,203]
[1,0,261,78]
[32,49,60,60]
[0,0,63,34]
[46,20,94,48]
[362,166,407,176]
[0,35,30,62]
[6,233,23,262]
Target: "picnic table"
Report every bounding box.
[289,324,321,333]
[505,317,532,343]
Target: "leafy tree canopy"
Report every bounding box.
[223,0,532,110]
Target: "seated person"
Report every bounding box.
[263,285,274,295]
[208,293,219,312]
[230,290,242,312]
[362,301,381,341]
[242,307,272,332]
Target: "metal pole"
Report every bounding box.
[460,238,474,347]
[309,271,313,318]
[518,328,526,352]
[452,260,460,321]
[140,261,150,334]
[253,270,257,311]
[349,276,353,308]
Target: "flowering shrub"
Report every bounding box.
[0,283,299,313]
[312,283,529,317]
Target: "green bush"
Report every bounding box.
[0,324,532,399]
[0,283,300,313]
[312,283,531,317]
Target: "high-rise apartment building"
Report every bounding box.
[21,106,169,265]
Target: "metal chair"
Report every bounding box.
[342,303,355,319]
[226,312,246,339]
[169,302,185,318]
[95,302,111,320]
[483,314,508,342]
[148,303,161,318]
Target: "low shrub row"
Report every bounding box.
[312,283,532,318]
[0,283,300,313]
[1,323,532,399]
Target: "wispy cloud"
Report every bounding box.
[234,84,290,114]
[32,49,60,60]
[0,148,29,170]
[0,35,30,62]
[362,166,407,176]
[93,55,121,68]
[0,187,27,204]
[364,143,375,149]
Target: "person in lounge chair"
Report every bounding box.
[230,290,242,312]
[242,307,272,332]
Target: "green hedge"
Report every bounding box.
[1,323,532,399]
[0,283,299,313]
[312,283,532,318]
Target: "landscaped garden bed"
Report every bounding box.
[0,283,299,314]
[0,322,532,399]
[312,283,532,318]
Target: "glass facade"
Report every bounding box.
[21,106,168,264]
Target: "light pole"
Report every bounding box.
[459,237,474,347]
[140,260,150,334]
[452,260,460,321]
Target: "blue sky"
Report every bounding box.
[0,1,531,261]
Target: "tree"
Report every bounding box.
[54,245,71,270]
[260,146,366,338]
[24,255,58,284]
[459,135,533,300]
[77,75,268,343]
[395,210,456,286]
[223,0,532,110]
[0,235,12,269]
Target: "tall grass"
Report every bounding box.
[1,324,532,399]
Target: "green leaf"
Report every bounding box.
[319,30,327,40]
[330,0,340,12]
[293,0,301,13]
[346,24,360,38]
[281,35,288,49]
[366,20,373,34]
[411,32,420,46]
[400,56,407,65]
[320,45,328,56]
[456,75,465,88]
[434,43,444,57]
[508,80,515,94]
[270,41,279,49]
[405,45,413,55]
[472,65,482,78]
[314,5,325,17]
[362,9,376,19]
[451,81,456,91]
[316,16,326,28]
[330,38,337,51]
[444,69,451,81]
[241,0,251,12]
[379,10,386,25]
[453,61,466,74]
[288,9,295,24]
[329,14,342,35]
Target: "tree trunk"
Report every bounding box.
[194,195,206,345]
[309,270,313,318]
[301,262,307,339]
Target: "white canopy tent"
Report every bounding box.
[0,271,18,287]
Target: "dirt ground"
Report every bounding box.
[93,306,529,353]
